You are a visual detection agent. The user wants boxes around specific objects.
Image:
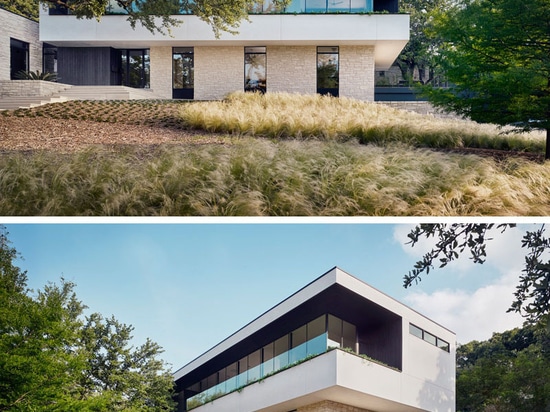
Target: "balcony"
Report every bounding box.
[186,349,448,412]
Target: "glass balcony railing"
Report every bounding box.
[187,333,328,409]
[100,0,374,15]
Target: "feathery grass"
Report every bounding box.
[180,92,545,153]
[1,140,549,216]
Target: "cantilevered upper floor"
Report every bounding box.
[39,1,409,71]
[173,267,456,412]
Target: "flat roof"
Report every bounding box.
[173,266,455,384]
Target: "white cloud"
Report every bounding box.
[404,269,524,344]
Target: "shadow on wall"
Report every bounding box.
[417,349,456,412]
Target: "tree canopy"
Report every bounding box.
[456,323,550,411]
[0,0,38,20]
[422,0,550,158]
[0,227,175,411]
[1,0,288,35]
[396,0,449,86]
[404,224,550,326]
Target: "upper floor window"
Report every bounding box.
[409,323,450,352]
[49,0,382,16]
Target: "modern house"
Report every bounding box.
[173,267,456,412]
[37,0,409,100]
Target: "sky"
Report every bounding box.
[2,220,543,372]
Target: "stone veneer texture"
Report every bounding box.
[339,45,375,101]
[194,46,243,100]
[150,46,173,99]
[267,46,317,95]
[0,8,41,81]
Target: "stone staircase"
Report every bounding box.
[0,95,69,110]
[0,84,163,110]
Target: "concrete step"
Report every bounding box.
[0,95,69,110]
[0,85,164,110]
[59,86,163,101]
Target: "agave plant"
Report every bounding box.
[14,70,58,82]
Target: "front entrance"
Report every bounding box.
[120,49,150,88]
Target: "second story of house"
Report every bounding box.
[39,0,408,71]
[173,267,456,412]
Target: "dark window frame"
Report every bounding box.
[244,46,267,93]
[409,323,450,352]
[172,47,194,99]
[317,46,339,97]
[10,38,29,80]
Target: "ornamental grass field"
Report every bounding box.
[0,92,548,216]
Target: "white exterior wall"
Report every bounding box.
[0,8,41,81]
[150,46,172,98]
[175,268,455,412]
[268,46,316,95]
[191,349,453,412]
[340,45,375,101]
[195,46,243,100]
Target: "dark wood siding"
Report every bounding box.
[57,47,118,85]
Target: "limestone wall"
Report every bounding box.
[0,80,68,97]
[150,46,172,99]
[194,47,243,100]
[339,46,375,101]
[268,46,317,95]
[0,8,41,81]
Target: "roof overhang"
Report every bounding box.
[173,267,452,384]
[39,13,409,70]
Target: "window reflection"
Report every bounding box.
[245,47,267,93]
[317,46,339,97]
[185,314,356,409]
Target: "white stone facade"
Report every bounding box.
[194,47,244,100]
[150,46,172,99]
[268,46,317,95]
[0,8,41,81]
[339,45,375,101]
[39,10,409,101]
[150,45,377,101]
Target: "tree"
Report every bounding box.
[456,323,550,411]
[0,0,38,20]
[0,227,175,411]
[1,0,289,35]
[395,0,449,86]
[404,224,550,326]
[421,0,550,159]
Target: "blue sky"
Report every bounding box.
[3,221,537,371]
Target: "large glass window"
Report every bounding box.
[317,46,339,97]
[244,47,266,93]
[120,49,150,88]
[173,47,194,99]
[10,38,29,80]
[283,0,372,13]
[328,314,356,350]
[185,314,359,410]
